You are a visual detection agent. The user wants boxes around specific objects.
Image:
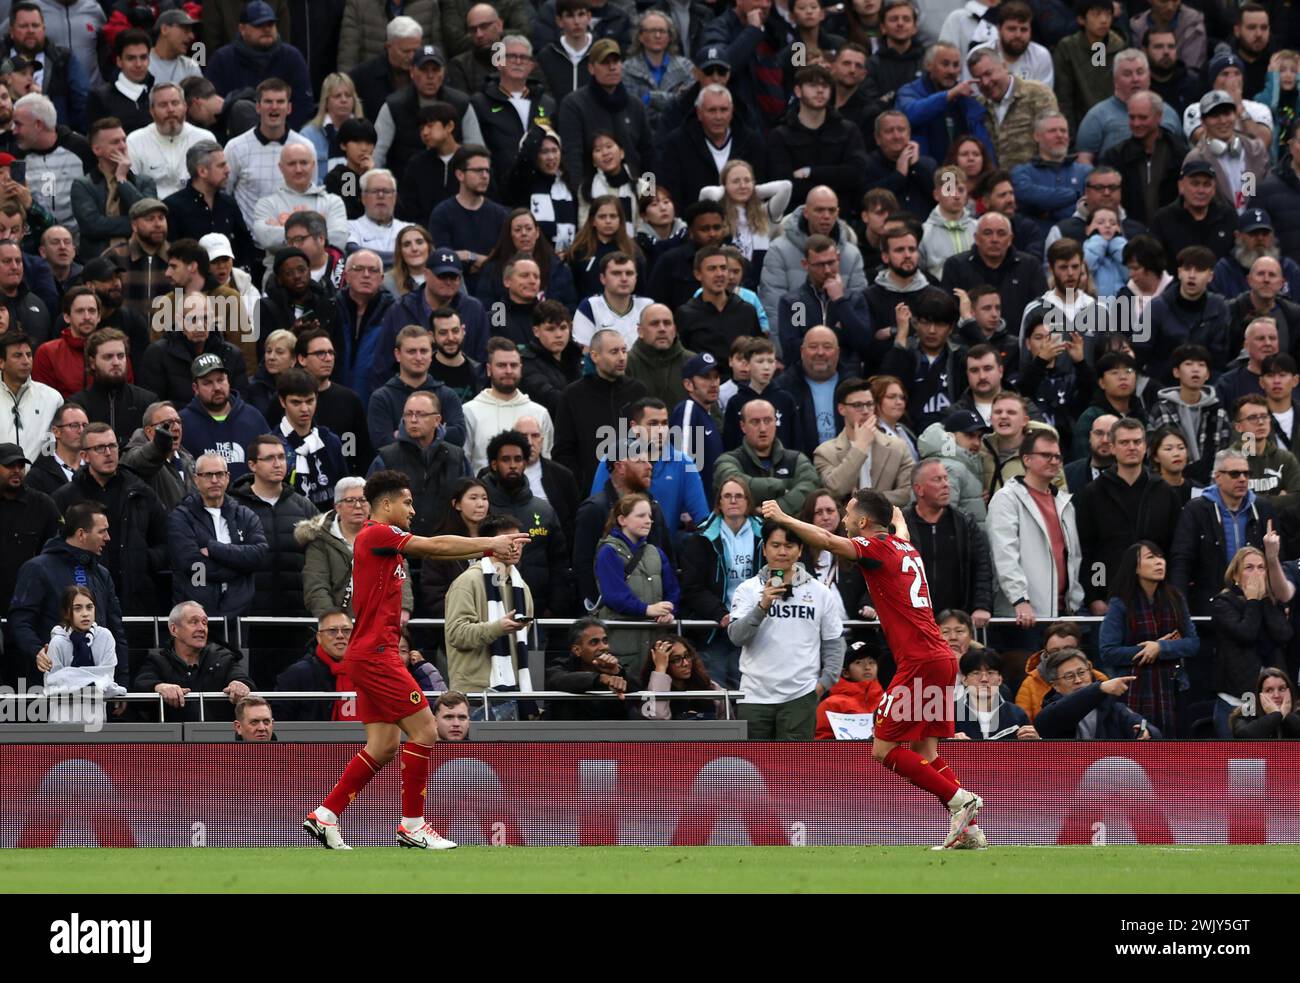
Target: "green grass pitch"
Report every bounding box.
[3,845,1299,892]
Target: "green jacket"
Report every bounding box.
[625,336,695,409]
[1052,30,1126,131]
[713,437,819,514]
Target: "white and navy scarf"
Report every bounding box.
[480,557,532,692]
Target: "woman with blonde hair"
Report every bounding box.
[1210,546,1294,738]
[700,160,791,287]
[303,73,364,183]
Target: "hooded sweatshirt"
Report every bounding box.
[461,388,555,472]
[919,205,976,281]
[1148,384,1231,476]
[918,421,987,524]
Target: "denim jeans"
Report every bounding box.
[1213,698,1236,739]
[701,636,741,690]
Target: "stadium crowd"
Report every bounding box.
[3,0,1300,740]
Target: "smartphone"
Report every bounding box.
[515,615,533,625]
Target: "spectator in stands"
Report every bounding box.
[1033,645,1156,738]
[330,250,395,394]
[769,64,868,207]
[1182,91,1268,213]
[916,410,987,524]
[0,440,59,626]
[86,30,152,135]
[136,600,254,722]
[66,327,152,443]
[346,169,409,265]
[553,327,648,491]
[475,209,576,313]
[38,225,80,300]
[546,616,634,721]
[178,353,271,483]
[274,605,353,722]
[206,2,314,132]
[1224,256,1300,361]
[0,238,51,344]
[1149,426,1197,505]
[814,376,913,504]
[150,9,204,85]
[367,324,458,455]
[1218,317,1281,409]
[1261,354,1300,453]
[1172,448,1274,617]
[1063,411,1115,492]
[775,327,850,456]
[376,43,483,185]
[1075,50,1183,165]
[1014,621,1093,720]
[444,512,535,701]
[1010,112,1091,236]
[878,289,969,432]
[367,390,467,540]
[897,42,992,166]
[0,328,60,461]
[223,78,313,231]
[675,245,762,368]
[70,117,157,262]
[776,233,873,369]
[1139,250,1229,390]
[470,35,555,180]
[671,351,724,495]
[941,211,1046,337]
[252,144,348,263]
[124,83,215,203]
[459,337,550,472]
[295,476,410,618]
[32,284,99,398]
[232,696,275,740]
[814,641,885,739]
[714,398,820,513]
[139,293,247,408]
[987,429,1084,638]
[860,111,937,222]
[320,115,375,220]
[1045,164,1145,253]
[1051,0,1125,132]
[270,370,344,511]
[120,400,195,511]
[13,93,92,237]
[1098,540,1199,736]
[1230,393,1300,506]
[729,519,845,740]
[99,197,170,324]
[623,308,695,423]
[1071,352,1146,457]
[428,145,507,289]
[1149,159,1237,263]
[1230,667,1300,738]
[23,400,84,495]
[639,635,724,720]
[916,166,975,283]
[953,649,1037,740]
[35,584,128,717]
[904,457,993,620]
[3,4,89,130]
[967,48,1058,172]
[348,14,422,121]
[257,246,341,347]
[9,501,128,686]
[418,475,489,629]
[722,336,798,450]
[1100,92,1183,228]
[657,82,763,213]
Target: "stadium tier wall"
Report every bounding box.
[3,742,1294,848]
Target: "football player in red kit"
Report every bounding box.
[304,470,531,850]
[761,488,986,849]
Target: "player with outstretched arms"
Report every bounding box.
[303,470,531,850]
[760,488,987,849]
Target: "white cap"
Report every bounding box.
[199,232,234,261]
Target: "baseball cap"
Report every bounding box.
[943,409,990,434]
[693,46,729,71]
[429,248,461,275]
[157,9,198,28]
[682,352,720,379]
[129,197,168,220]
[191,353,226,380]
[240,1,278,25]
[1200,89,1235,116]
[1240,208,1273,233]
[0,152,15,168]
[412,45,446,69]
[1208,52,1244,81]
[1180,157,1215,179]
[844,640,880,666]
[81,256,120,283]
[199,233,235,261]
[589,38,622,63]
[0,442,29,467]
[0,55,33,74]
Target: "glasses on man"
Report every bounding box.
[256,452,287,464]
[307,348,335,359]
[1057,668,1091,683]
[1218,468,1250,479]
[843,400,875,411]
[404,410,439,420]
[197,470,229,480]
[319,626,353,637]
[85,442,118,455]
[1239,413,1271,425]
[55,421,87,431]
[338,496,367,507]
[1028,451,1062,461]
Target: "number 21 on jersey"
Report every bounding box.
[900,555,930,609]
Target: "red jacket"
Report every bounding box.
[815,677,886,740]
[33,327,92,399]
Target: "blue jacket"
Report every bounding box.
[8,537,129,684]
[1098,595,1200,679]
[594,528,681,616]
[179,393,271,483]
[366,374,467,454]
[206,40,315,130]
[670,396,723,496]
[896,75,994,165]
[1011,157,1093,232]
[1035,681,1164,739]
[589,444,710,535]
[370,287,489,401]
[776,279,873,372]
[333,288,395,396]
[1212,253,1300,301]
[167,492,269,616]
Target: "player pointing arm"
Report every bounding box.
[759,499,910,555]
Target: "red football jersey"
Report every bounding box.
[346,521,411,664]
[850,534,952,663]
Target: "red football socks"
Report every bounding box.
[399,741,434,820]
[322,749,381,816]
[927,755,961,788]
[882,746,961,804]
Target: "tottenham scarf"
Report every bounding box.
[480,557,532,692]
[280,417,324,484]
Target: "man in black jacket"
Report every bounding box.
[904,458,992,621]
[545,616,634,720]
[1149,158,1237,264]
[85,30,154,135]
[3,4,87,129]
[480,429,572,616]
[769,64,869,208]
[941,212,1046,338]
[656,79,764,206]
[646,199,727,312]
[1099,92,1184,228]
[68,328,157,445]
[136,600,254,722]
[351,17,425,124]
[0,441,59,627]
[369,390,468,539]
[861,110,936,220]
[555,39,653,191]
[674,243,763,368]
[552,327,648,492]
[162,140,256,270]
[1034,647,1159,739]
[861,0,924,110]
[375,45,475,181]
[518,299,583,420]
[274,609,352,721]
[52,421,169,615]
[468,36,556,180]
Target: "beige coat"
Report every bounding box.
[813,429,915,505]
[443,561,534,692]
[980,76,1058,172]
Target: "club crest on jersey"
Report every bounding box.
[409,691,421,704]
[389,525,404,535]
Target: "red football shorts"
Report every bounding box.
[349,655,429,724]
[874,655,957,742]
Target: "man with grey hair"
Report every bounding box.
[162,140,255,267]
[122,399,196,510]
[1098,91,1184,227]
[967,47,1058,171]
[1075,49,1183,164]
[940,210,1045,331]
[658,81,764,207]
[166,451,269,616]
[896,41,992,164]
[136,600,254,721]
[348,15,429,118]
[124,82,216,200]
[1008,112,1091,236]
[252,142,348,262]
[12,92,92,232]
[346,169,410,264]
[469,32,557,178]
[1033,646,1154,739]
